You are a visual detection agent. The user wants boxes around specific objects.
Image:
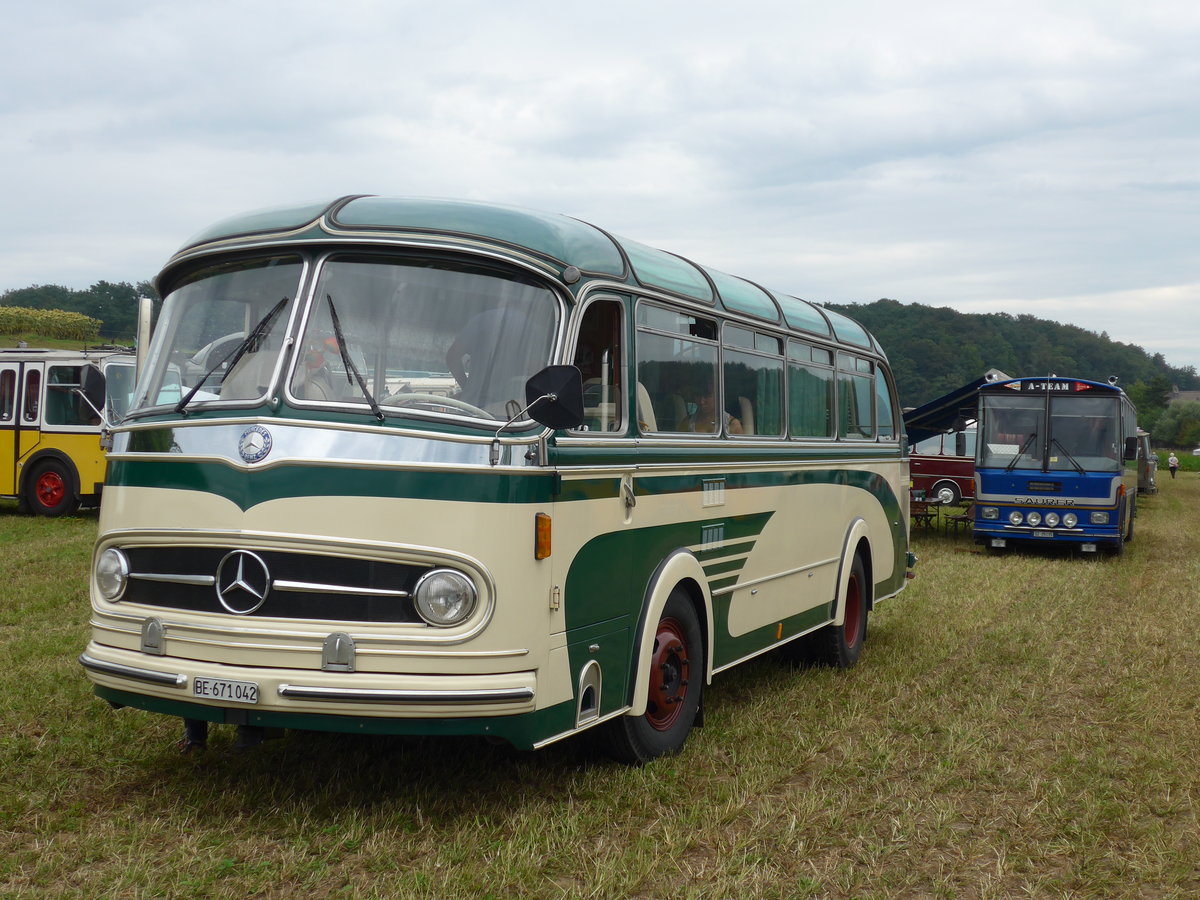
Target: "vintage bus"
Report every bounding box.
[974,376,1139,555]
[79,196,913,762]
[910,426,976,505]
[1,347,137,516]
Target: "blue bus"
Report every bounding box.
[973,376,1139,555]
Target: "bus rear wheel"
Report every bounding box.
[600,589,702,765]
[24,460,80,517]
[812,553,869,668]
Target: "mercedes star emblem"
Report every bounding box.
[238,425,273,463]
[215,550,271,615]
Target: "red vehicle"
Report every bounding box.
[910,428,976,505]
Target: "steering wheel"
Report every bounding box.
[384,392,494,419]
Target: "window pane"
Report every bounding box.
[573,300,624,433]
[45,365,94,426]
[839,371,874,439]
[724,349,782,436]
[297,256,559,420]
[788,362,833,437]
[1,369,17,422]
[636,331,717,433]
[23,370,40,421]
[874,369,895,438]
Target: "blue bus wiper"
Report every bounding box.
[325,294,384,422]
[1004,432,1038,472]
[175,296,289,414]
[1050,438,1086,475]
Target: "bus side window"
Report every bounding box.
[46,366,96,426]
[572,299,624,432]
[23,369,40,422]
[0,369,15,421]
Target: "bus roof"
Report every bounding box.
[164,195,884,356]
[0,347,134,364]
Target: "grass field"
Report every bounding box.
[2,477,1198,898]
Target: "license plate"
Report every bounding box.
[1033,530,1054,539]
[192,676,259,704]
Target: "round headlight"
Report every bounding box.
[96,548,129,601]
[1008,511,1024,525]
[1063,512,1079,528]
[413,569,477,626]
[1026,512,1042,527]
[1045,512,1060,527]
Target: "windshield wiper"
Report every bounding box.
[325,294,384,422]
[175,296,289,414]
[1004,432,1038,472]
[1050,438,1086,475]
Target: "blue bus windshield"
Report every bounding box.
[979,393,1120,474]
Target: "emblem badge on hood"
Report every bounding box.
[238,425,273,463]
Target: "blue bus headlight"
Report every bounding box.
[981,507,999,520]
[1026,512,1042,527]
[1008,511,1024,525]
[1090,511,1110,525]
[1063,513,1078,528]
[96,548,130,601]
[414,569,477,626]
[1044,512,1060,527]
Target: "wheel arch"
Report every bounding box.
[20,449,81,500]
[627,549,712,717]
[832,518,874,626]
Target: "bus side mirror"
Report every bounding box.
[81,364,107,413]
[1123,436,1138,461]
[524,365,584,431]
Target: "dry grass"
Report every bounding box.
[2,475,1198,898]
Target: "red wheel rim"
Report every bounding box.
[843,574,862,649]
[645,617,691,731]
[35,471,66,509]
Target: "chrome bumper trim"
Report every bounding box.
[79,653,187,687]
[276,684,534,704]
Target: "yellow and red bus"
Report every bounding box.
[1,348,136,516]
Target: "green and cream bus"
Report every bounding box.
[80,196,913,762]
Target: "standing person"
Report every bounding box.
[1167,452,1180,479]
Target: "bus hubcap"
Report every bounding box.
[36,472,66,507]
[646,618,690,731]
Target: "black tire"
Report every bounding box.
[809,553,869,669]
[600,589,703,765]
[23,459,81,517]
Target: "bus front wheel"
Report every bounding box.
[600,589,703,765]
[24,459,81,517]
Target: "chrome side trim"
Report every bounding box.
[78,652,187,687]
[276,684,533,704]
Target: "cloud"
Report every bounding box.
[1,0,1198,373]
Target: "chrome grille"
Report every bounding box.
[118,546,425,623]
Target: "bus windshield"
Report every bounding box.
[291,256,558,421]
[132,254,560,423]
[979,393,1120,473]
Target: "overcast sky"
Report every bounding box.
[3,0,1197,373]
